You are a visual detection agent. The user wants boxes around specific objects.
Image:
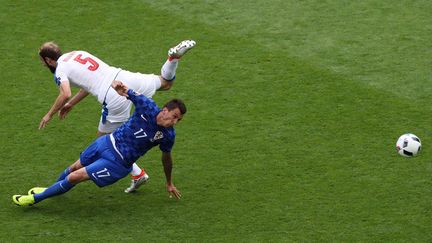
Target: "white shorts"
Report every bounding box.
[98,70,161,132]
[98,119,124,134]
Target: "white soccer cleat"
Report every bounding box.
[124,173,150,193]
[168,40,196,59]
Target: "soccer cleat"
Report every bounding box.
[124,172,150,193]
[28,187,47,195]
[12,195,35,206]
[168,40,196,59]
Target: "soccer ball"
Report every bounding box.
[396,133,421,157]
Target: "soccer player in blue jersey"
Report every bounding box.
[12,80,186,206]
[38,40,195,193]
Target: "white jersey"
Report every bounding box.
[55,51,121,103]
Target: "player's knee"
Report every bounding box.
[67,173,79,184]
[67,169,88,184]
[69,159,83,172]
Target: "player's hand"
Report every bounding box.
[167,183,181,199]
[59,103,73,119]
[112,80,129,97]
[39,114,52,129]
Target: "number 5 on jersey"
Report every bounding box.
[74,54,99,71]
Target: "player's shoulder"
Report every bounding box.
[58,52,68,61]
[130,90,157,105]
[165,127,176,139]
[58,50,92,61]
[56,52,72,71]
[75,50,92,56]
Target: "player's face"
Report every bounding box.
[157,108,183,127]
[39,56,56,74]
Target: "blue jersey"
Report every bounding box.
[111,89,176,166]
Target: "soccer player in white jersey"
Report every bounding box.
[37,40,195,193]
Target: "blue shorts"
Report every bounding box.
[80,136,132,187]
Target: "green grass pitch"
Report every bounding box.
[1,0,431,241]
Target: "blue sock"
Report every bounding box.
[34,178,75,203]
[57,167,71,181]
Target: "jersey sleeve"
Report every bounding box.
[159,135,175,153]
[127,89,159,115]
[54,64,69,87]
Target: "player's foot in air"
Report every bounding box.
[12,195,35,206]
[168,40,196,59]
[28,187,47,195]
[124,170,150,193]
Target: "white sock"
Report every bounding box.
[131,163,142,176]
[161,58,179,81]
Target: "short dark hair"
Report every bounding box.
[163,99,187,115]
[39,41,62,61]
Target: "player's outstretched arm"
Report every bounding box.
[111,80,129,97]
[59,89,89,119]
[39,81,71,129]
[161,152,181,199]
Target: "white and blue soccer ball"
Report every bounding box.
[396,133,421,157]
